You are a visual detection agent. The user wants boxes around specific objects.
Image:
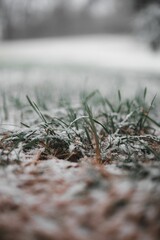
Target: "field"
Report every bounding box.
[0,36,160,240]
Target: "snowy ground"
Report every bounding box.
[0,35,160,74]
[0,34,160,103]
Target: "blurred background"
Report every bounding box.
[0,0,160,105]
[0,0,133,39]
[0,0,159,48]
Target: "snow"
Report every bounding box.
[1,34,160,105]
[0,35,160,74]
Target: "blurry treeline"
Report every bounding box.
[0,0,132,40]
[134,0,160,10]
[0,0,160,42]
[134,0,160,50]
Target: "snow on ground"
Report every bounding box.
[0,35,160,74]
[0,34,160,103]
[0,156,159,240]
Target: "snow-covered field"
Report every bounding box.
[0,35,160,74]
[0,34,160,101]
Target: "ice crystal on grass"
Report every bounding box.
[0,89,159,172]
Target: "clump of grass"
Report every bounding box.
[2,91,9,121]
[1,88,160,173]
[83,102,102,164]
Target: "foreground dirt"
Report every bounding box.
[0,155,160,240]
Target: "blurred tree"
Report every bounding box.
[133,1,160,51]
[134,0,160,10]
[0,0,136,40]
[0,0,14,39]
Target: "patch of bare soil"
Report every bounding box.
[0,154,160,240]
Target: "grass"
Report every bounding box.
[0,86,160,179]
[0,81,160,240]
